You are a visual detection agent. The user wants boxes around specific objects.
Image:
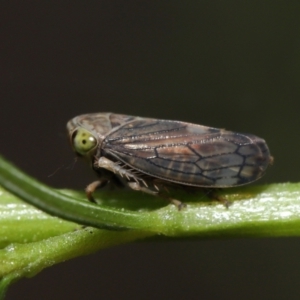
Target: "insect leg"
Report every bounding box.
[86,179,109,203]
[97,157,186,209]
[127,182,186,210]
[205,189,231,208]
[97,157,147,185]
[127,182,158,196]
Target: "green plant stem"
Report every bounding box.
[0,154,299,296]
[0,155,300,237]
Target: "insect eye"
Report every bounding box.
[72,128,97,156]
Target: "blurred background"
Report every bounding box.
[1,1,299,299]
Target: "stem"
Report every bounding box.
[0,154,300,237]
[0,154,299,294]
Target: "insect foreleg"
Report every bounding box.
[86,179,109,202]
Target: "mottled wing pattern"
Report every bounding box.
[103,118,271,187]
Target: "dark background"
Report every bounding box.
[1,1,300,299]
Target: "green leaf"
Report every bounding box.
[0,187,153,298]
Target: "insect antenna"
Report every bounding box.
[47,157,78,177]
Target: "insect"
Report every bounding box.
[67,113,272,208]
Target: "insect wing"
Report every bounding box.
[103,118,271,187]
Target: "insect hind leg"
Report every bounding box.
[97,157,147,186]
[97,156,186,210]
[204,189,231,208]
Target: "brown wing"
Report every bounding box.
[102,118,271,187]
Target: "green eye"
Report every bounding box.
[72,128,97,155]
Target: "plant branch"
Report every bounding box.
[0,154,299,297]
